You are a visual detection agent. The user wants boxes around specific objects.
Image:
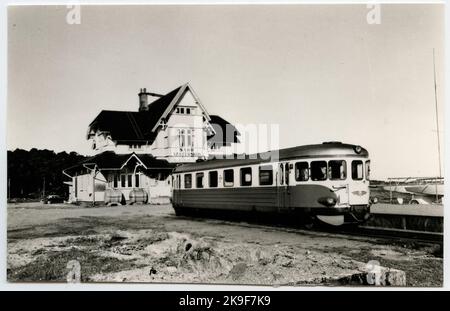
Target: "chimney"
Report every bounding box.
[138,88,164,112]
[138,88,149,111]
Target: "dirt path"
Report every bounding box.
[7,203,442,286]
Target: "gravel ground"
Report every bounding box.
[7,203,442,286]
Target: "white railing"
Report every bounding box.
[169,147,207,158]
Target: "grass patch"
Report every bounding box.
[8,248,138,282]
[8,215,165,241]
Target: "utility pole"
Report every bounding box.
[92,172,95,207]
[432,48,442,203]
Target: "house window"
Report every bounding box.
[224,169,234,187]
[129,144,142,150]
[178,129,194,152]
[127,175,133,187]
[135,174,140,188]
[259,165,273,186]
[196,173,204,188]
[179,129,186,148]
[175,107,193,114]
[295,162,309,181]
[187,129,193,151]
[240,167,252,186]
[209,171,218,188]
[121,175,126,187]
[113,175,118,188]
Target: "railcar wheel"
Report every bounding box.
[174,207,184,216]
[304,222,314,230]
[302,215,316,230]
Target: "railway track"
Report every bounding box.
[171,213,443,246]
[352,225,443,244]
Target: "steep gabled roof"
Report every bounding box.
[87,84,238,146]
[208,115,240,146]
[63,151,176,176]
[151,83,211,132]
[88,85,183,143]
[88,111,153,142]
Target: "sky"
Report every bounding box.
[7,4,444,179]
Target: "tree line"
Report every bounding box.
[7,148,88,199]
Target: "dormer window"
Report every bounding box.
[175,107,193,115]
[129,144,143,150]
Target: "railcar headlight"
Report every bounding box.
[318,197,337,206]
[326,197,336,205]
[370,197,378,204]
[354,145,362,154]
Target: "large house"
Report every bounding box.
[64,83,240,205]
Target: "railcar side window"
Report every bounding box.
[224,169,234,187]
[209,171,218,188]
[352,161,364,180]
[329,160,346,180]
[279,164,284,185]
[196,172,204,188]
[121,175,126,187]
[311,161,327,181]
[240,167,252,186]
[365,160,371,180]
[184,174,192,189]
[295,162,309,181]
[259,165,273,185]
[285,163,290,185]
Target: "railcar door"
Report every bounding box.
[348,159,370,206]
[172,174,180,206]
[328,160,350,207]
[277,163,290,212]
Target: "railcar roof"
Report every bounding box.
[174,142,368,173]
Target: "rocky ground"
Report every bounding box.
[7,203,442,286]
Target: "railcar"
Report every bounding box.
[171,142,371,226]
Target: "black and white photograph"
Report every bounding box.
[4,2,445,288]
